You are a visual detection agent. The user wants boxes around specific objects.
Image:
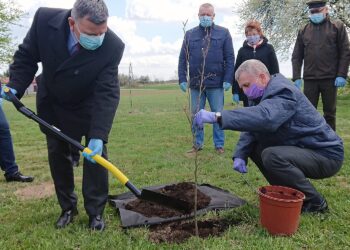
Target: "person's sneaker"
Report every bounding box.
[215,147,225,154]
[186,146,203,154]
[302,198,328,214]
[5,172,34,182]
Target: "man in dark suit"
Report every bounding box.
[1,0,124,231]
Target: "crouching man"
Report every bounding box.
[194,59,343,213]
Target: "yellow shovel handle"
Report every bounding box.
[83,148,129,185]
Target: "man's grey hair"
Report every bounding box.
[71,0,109,24]
[235,59,270,81]
[199,3,214,11]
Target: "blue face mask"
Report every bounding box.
[310,13,325,24]
[199,16,213,28]
[76,24,105,50]
[246,35,261,45]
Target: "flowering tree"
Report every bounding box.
[237,0,350,58]
[0,0,23,65]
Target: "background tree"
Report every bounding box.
[118,73,129,87]
[237,0,349,58]
[0,0,23,66]
[138,75,150,84]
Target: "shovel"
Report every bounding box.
[3,87,191,212]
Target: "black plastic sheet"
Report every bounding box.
[108,183,246,228]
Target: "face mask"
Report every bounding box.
[246,35,260,45]
[75,24,105,50]
[243,83,265,100]
[199,16,213,28]
[310,13,325,24]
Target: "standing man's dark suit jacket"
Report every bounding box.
[8,7,125,142]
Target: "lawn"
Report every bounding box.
[0,84,349,249]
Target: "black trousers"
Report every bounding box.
[46,135,108,216]
[249,145,342,202]
[304,79,337,130]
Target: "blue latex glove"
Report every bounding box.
[193,109,216,129]
[233,158,247,174]
[294,79,302,90]
[1,87,17,101]
[232,94,239,104]
[179,82,187,92]
[334,77,347,88]
[0,98,2,107]
[223,82,231,91]
[82,139,103,164]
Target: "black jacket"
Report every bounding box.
[8,7,125,142]
[232,37,279,96]
[292,16,350,81]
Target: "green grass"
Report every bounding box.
[0,85,350,249]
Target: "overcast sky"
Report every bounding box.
[10,0,292,80]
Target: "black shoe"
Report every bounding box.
[89,215,105,231]
[5,172,34,182]
[302,198,328,214]
[56,207,78,229]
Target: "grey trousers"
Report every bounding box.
[304,79,337,131]
[46,135,108,216]
[249,145,342,202]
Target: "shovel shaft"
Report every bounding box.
[83,148,129,185]
[84,148,142,197]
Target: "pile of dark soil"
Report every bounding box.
[149,218,229,243]
[125,182,211,218]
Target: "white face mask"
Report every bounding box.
[246,35,260,45]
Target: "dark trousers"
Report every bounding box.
[238,89,249,107]
[46,135,108,216]
[71,147,80,162]
[0,107,18,176]
[304,79,337,130]
[249,145,342,202]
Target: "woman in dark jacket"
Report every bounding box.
[232,20,279,106]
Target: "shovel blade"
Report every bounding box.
[140,188,192,212]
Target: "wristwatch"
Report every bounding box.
[215,112,222,123]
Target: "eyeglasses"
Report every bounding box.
[309,7,325,14]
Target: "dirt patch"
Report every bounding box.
[149,218,229,243]
[125,182,211,218]
[335,176,350,189]
[15,182,55,200]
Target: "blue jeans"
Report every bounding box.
[0,106,18,176]
[190,88,224,149]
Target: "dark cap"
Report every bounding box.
[307,0,327,8]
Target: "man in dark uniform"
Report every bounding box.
[1,0,124,231]
[292,0,350,131]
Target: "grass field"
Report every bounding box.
[0,84,349,249]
